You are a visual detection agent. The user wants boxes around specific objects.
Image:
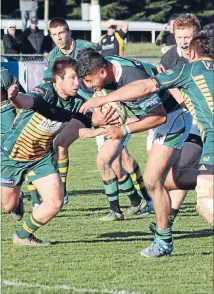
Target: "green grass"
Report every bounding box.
[1,133,213,294]
[125,42,162,56]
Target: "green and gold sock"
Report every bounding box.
[118,174,141,207]
[27,183,41,207]
[130,163,151,202]
[155,226,172,243]
[103,177,121,213]
[57,157,69,196]
[16,215,45,239]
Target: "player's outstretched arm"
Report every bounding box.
[8,84,34,109]
[79,79,157,114]
[79,127,105,140]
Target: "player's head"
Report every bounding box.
[107,19,117,35]
[78,50,109,91]
[173,13,201,56]
[49,17,71,50]
[52,56,79,97]
[189,32,214,62]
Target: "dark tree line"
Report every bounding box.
[1,0,213,26]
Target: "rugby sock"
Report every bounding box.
[27,183,41,207]
[118,174,141,207]
[155,226,172,243]
[129,163,151,202]
[170,208,179,226]
[57,157,69,196]
[16,215,45,239]
[103,177,121,213]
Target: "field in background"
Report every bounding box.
[1,134,213,294]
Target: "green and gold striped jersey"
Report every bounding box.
[0,66,25,135]
[44,39,97,80]
[155,59,214,159]
[1,81,90,161]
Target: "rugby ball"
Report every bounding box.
[93,89,127,126]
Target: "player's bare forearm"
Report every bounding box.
[126,105,167,134]
[11,93,34,109]
[8,85,34,109]
[105,79,157,104]
[168,88,185,105]
[79,127,105,140]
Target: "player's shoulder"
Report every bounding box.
[31,81,54,97]
[47,46,61,60]
[0,66,15,87]
[75,39,97,50]
[162,45,178,59]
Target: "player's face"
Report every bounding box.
[174,27,195,55]
[50,26,71,49]
[58,68,79,97]
[83,70,106,91]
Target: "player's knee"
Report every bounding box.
[46,196,63,215]
[2,197,18,213]
[144,174,161,193]
[56,146,69,159]
[196,178,214,226]
[96,153,111,168]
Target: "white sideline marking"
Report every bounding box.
[3,280,145,294]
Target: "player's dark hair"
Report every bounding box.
[189,32,214,59]
[49,17,69,32]
[77,50,108,78]
[52,57,78,82]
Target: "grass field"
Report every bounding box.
[1,133,214,294]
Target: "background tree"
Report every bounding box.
[1,0,213,26]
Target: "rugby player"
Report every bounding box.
[44,18,149,214]
[78,51,193,223]
[43,17,97,204]
[147,13,203,230]
[0,66,41,218]
[2,57,91,246]
[79,32,214,257]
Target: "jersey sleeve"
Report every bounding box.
[117,29,127,39]
[154,64,191,90]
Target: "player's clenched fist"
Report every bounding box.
[8,84,19,101]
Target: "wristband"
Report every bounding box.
[121,124,131,136]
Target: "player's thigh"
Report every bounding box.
[28,153,62,204]
[179,141,202,169]
[145,143,180,184]
[97,139,124,165]
[53,119,85,150]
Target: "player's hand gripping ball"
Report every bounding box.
[93,89,127,126]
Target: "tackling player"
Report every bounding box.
[1,57,91,246]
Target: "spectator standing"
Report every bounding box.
[98,19,128,57]
[156,18,176,53]
[21,16,45,54]
[3,21,22,57]
[19,0,38,32]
